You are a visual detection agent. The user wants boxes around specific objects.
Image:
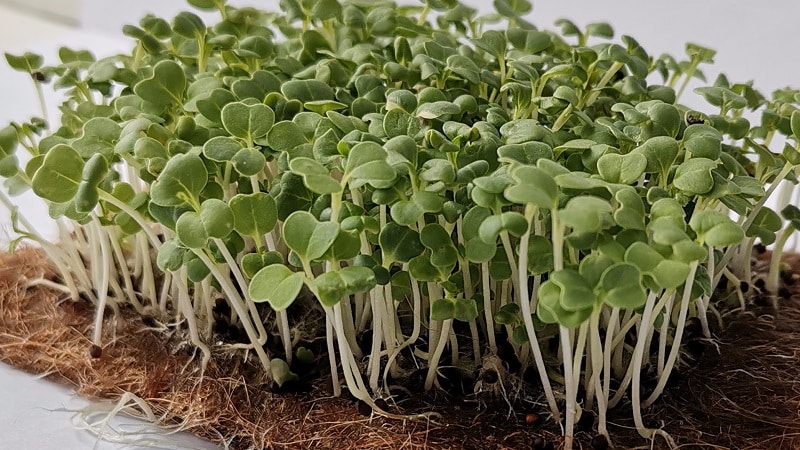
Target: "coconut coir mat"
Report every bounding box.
[1,247,799,450]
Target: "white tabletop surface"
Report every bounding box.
[1,1,800,449]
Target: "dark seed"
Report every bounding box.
[591,434,610,450]
[576,386,587,403]
[438,367,469,395]
[213,319,230,335]
[548,335,559,354]
[754,278,766,290]
[357,400,372,416]
[739,281,750,293]
[686,115,703,125]
[666,369,683,388]
[754,243,767,254]
[31,71,45,82]
[408,368,426,392]
[779,287,792,299]
[212,298,231,317]
[78,291,93,303]
[525,412,542,426]
[356,329,373,355]
[496,340,521,373]
[532,437,547,450]
[577,410,595,431]
[374,398,389,411]
[482,369,499,384]
[684,317,702,338]
[687,339,705,358]
[141,315,157,327]
[522,365,539,385]
[89,344,102,359]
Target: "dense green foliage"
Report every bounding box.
[3,0,799,447]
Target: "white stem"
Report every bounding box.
[643,263,699,408]
[560,326,576,450]
[482,262,497,354]
[213,238,269,345]
[138,233,157,309]
[193,249,271,373]
[519,205,560,421]
[601,307,619,435]
[177,269,211,372]
[90,216,111,347]
[424,319,452,391]
[98,191,162,250]
[657,293,675,376]
[0,193,81,300]
[264,232,294,360]
[106,227,143,313]
[325,312,341,397]
[383,271,423,386]
[368,286,385,392]
[590,308,609,437]
[630,291,660,439]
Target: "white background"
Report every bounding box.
[1,1,799,449]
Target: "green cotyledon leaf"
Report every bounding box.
[229,192,277,238]
[313,266,377,307]
[133,60,186,107]
[150,152,207,207]
[249,264,305,311]
[689,210,744,247]
[31,144,83,203]
[282,211,339,262]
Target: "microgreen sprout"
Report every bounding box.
[2,0,799,448]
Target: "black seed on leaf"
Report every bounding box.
[686,115,703,125]
[31,71,45,82]
[89,344,102,359]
